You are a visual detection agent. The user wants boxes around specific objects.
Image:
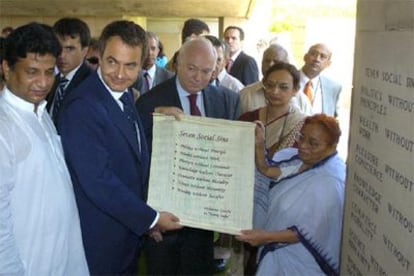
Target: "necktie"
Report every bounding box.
[52,77,69,121]
[215,78,220,87]
[188,94,201,116]
[142,71,150,93]
[120,92,141,151]
[226,59,233,72]
[304,80,314,104]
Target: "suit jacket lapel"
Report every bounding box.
[99,83,142,162]
[319,76,327,114]
[65,62,91,92]
[201,85,220,117]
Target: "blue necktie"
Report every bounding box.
[120,92,141,151]
[52,77,69,122]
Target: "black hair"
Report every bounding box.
[3,22,61,69]
[158,40,166,58]
[53,17,91,48]
[99,20,147,63]
[203,35,225,49]
[224,26,245,41]
[181,18,210,44]
[263,62,300,91]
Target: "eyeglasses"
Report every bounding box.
[86,56,99,65]
[294,132,328,149]
[262,81,292,92]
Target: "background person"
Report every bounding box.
[204,34,244,93]
[156,39,168,68]
[165,18,210,72]
[133,31,174,96]
[296,43,342,117]
[240,43,290,113]
[223,25,259,86]
[46,17,93,125]
[85,37,101,70]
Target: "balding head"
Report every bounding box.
[261,43,289,75]
[303,43,332,79]
[176,37,217,94]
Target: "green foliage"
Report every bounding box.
[269,18,293,33]
[268,1,356,33]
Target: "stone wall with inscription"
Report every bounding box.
[340,1,414,275]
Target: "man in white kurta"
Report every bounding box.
[0,22,89,276]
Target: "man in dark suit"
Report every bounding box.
[46,17,93,125]
[58,20,181,275]
[136,37,240,275]
[165,18,210,72]
[133,31,174,97]
[223,25,259,86]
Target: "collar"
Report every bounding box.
[300,70,320,88]
[144,64,157,79]
[217,69,227,82]
[3,87,47,116]
[59,62,83,82]
[97,67,126,101]
[230,49,242,61]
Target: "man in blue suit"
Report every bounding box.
[136,37,240,275]
[46,17,93,125]
[58,20,181,275]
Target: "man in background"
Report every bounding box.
[166,18,210,72]
[223,25,259,86]
[47,17,93,125]
[204,34,244,93]
[239,43,290,113]
[296,43,342,117]
[85,37,101,70]
[133,31,174,97]
[0,22,89,276]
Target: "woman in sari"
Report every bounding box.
[238,62,305,157]
[237,114,346,275]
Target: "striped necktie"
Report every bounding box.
[120,92,141,152]
[142,71,151,93]
[52,77,69,122]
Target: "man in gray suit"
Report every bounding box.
[136,37,240,275]
[296,43,342,117]
[133,31,174,98]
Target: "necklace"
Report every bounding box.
[264,107,290,153]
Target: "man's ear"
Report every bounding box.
[2,60,10,82]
